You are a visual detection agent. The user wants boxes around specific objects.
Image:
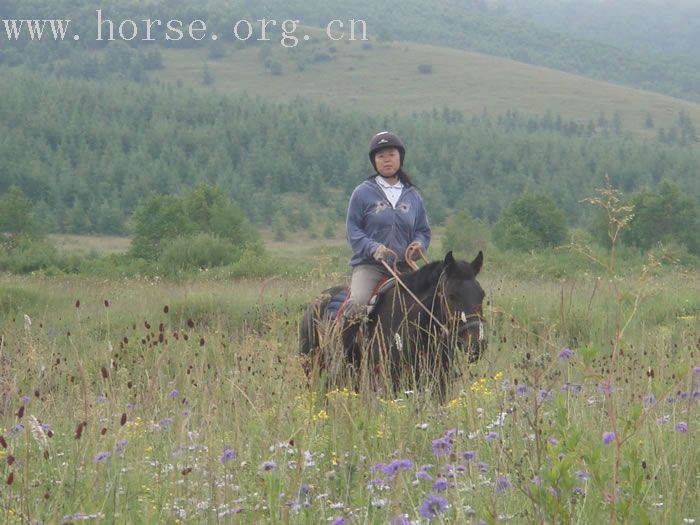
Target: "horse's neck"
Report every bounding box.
[400,270,446,314]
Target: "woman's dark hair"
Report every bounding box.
[396,168,417,188]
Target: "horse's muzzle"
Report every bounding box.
[457,311,486,362]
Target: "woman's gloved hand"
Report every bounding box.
[373,244,393,262]
[406,241,423,261]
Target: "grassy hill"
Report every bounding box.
[150,29,700,138]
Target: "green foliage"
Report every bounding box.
[0,237,82,274]
[130,195,195,260]
[442,209,491,257]
[493,193,568,251]
[130,185,260,266]
[0,186,43,247]
[1,69,699,243]
[624,180,700,255]
[159,234,240,273]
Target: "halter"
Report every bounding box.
[379,252,485,342]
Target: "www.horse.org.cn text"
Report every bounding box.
[2,11,369,48]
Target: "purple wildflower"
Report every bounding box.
[495,476,511,494]
[418,494,448,519]
[391,515,413,525]
[431,430,455,457]
[477,462,489,472]
[331,518,349,525]
[219,448,235,464]
[21,395,30,405]
[675,421,688,433]
[300,483,310,494]
[547,436,558,446]
[432,478,450,492]
[159,417,173,430]
[559,347,574,359]
[531,476,542,486]
[485,431,499,442]
[643,394,656,407]
[573,486,585,496]
[9,424,24,437]
[598,381,613,395]
[570,384,583,393]
[461,450,478,461]
[538,389,552,402]
[602,431,616,445]
[693,366,700,374]
[96,394,107,403]
[115,439,128,456]
[261,460,277,471]
[387,459,413,475]
[576,470,590,481]
[169,389,179,398]
[372,459,413,480]
[416,469,432,481]
[94,451,111,464]
[285,499,301,512]
[516,383,528,397]
[432,437,451,456]
[657,415,671,425]
[441,463,460,478]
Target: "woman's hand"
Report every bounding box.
[373,244,394,262]
[406,241,423,261]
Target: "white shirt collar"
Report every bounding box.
[375,176,404,189]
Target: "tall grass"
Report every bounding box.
[0,254,697,523]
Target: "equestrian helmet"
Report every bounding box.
[368,131,405,171]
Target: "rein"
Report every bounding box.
[379,248,449,335]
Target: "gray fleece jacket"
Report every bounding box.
[346,177,431,267]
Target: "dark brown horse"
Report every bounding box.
[299,251,486,395]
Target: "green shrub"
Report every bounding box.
[442,209,492,257]
[159,234,240,274]
[130,184,260,261]
[494,192,568,251]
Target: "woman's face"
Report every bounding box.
[374,148,401,178]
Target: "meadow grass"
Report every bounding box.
[0,254,697,524]
[146,25,700,137]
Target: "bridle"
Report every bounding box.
[379,246,485,343]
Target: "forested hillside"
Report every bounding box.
[1,68,698,237]
[3,0,700,102]
[494,0,700,63]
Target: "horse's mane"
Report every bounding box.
[397,257,477,294]
[397,260,445,295]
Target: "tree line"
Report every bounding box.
[0,68,698,258]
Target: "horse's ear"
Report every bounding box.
[443,251,456,273]
[471,251,484,275]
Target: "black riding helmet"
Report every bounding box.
[368,131,405,172]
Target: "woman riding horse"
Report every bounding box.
[342,131,432,359]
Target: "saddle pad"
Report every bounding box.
[325,288,349,321]
[328,276,396,322]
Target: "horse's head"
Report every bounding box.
[441,251,486,360]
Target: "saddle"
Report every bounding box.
[325,276,396,322]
